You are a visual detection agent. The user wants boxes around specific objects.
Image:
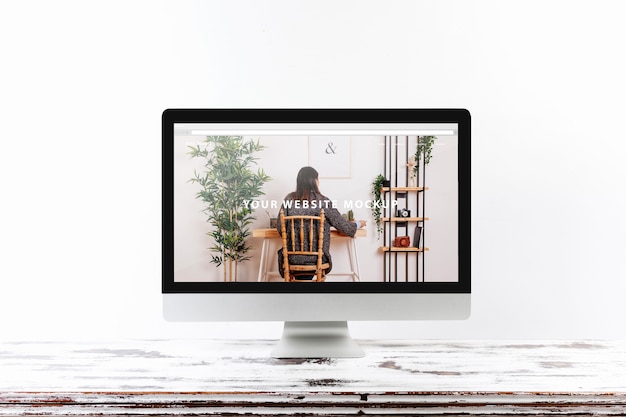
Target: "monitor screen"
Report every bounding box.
[163,109,470,294]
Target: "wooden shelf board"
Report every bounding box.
[381,186,429,192]
[382,217,429,222]
[379,246,429,252]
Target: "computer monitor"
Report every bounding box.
[163,109,471,357]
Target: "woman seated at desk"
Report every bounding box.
[276,166,366,280]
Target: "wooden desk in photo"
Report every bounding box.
[253,228,366,282]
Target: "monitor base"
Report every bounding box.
[271,321,365,358]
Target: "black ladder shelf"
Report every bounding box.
[380,136,429,282]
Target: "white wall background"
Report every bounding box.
[1,1,625,341]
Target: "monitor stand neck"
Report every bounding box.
[271,321,365,358]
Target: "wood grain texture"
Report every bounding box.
[1,339,625,415]
[2,392,626,416]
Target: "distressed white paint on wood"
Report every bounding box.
[1,393,626,416]
[1,340,625,415]
[1,392,626,416]
[1,339,625,392]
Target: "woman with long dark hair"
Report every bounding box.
[276,166,366,280]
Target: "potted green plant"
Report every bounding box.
[371,174,386,239]
[188,136,271,282]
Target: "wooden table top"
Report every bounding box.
[1,339,625,415]
[253,227,367,238]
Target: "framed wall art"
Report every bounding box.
[308,136,352,179]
